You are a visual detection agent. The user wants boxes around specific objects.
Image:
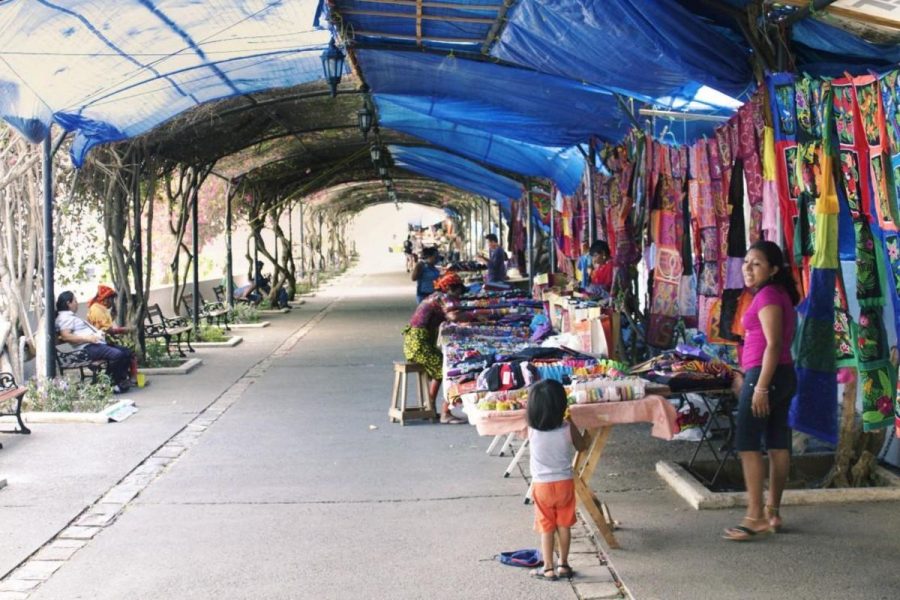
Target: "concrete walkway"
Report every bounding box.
[2,269,899,599]
[0,271,614,600]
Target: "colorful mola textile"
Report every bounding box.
[833,75,896,432]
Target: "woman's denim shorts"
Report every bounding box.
[735,364,796,452]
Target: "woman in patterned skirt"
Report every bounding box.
[403,272,470,424]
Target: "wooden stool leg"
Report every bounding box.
[399,371,408,425]
[389,370,401,423]
[422,373,436,420]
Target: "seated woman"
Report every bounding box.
[254,260,290,309]
[56,291,133,393]
[403,272,479,424]
[87,285,131,335]
[86,285,138,382]
[586,240,614,296]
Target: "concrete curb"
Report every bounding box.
[191,336,243,348]
[656,460,900,509]
[231,321,270,329]
[140,358,202,376]
[19,400,137,425]
[259,308,290,315]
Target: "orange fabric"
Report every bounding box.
[532,479,576,532]
[88,284,116,307]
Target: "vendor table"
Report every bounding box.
[465,395,678,549]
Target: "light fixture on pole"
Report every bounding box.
[357,105,373,140]
[378,165,388,178]
[370,144,382,163]
[320,38,345,97]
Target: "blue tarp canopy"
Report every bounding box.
[357,49,628,147]
[491,0,753,103]
[0,0,339,166]
[2,0,898,213]
[389,145,524,215]
[375,96,586,195]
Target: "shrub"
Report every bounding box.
[231,303,260,323]
[197,324,227,342]
[139,340,183,368]
[25,375,115,413]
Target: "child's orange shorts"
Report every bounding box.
[532,479,576,533]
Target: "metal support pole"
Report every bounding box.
[132,159,145,354]
[191,185,200,331]
[526,190,534,291]
[487,200,493,238]
[226,181,235,310]
[288,201,294,277]
[498,203,504,251]
[299,203,306,277]
[587,144,597,244]
[42,134,56,378]
[549,191,556,274]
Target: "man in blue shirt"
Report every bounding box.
[479,233,508,283]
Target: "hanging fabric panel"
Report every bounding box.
[832,76,896,433]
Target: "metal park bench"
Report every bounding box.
[0,371,30,448]
[144,304,195,358]
[181,293,231,330]
[55,342,109,382]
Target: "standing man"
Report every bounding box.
[478,233,508,284]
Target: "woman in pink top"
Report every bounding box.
[724,241,798,542]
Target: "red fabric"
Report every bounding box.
[590,261,613,288]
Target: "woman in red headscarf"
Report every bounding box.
[87,285,137,381]
[403,272,474,424]
[87,285,131,335]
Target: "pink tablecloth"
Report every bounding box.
[466,395,678,440]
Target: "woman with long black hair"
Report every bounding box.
[724,241,799,541]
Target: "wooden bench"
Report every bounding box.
[0,372,30,448]
[145,303,195,358]
[181,293,231,330]
[56,343,109,382]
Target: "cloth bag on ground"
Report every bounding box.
[495,549,542,568]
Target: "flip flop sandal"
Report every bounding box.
[556,564,575,579]
[722,519,771,542]
[440,416,466,424]
[529,568,558,582]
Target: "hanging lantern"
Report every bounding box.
[357,106,373,140]
[320,38,345,97]
[370,144,382,163]
[378,165,388,177]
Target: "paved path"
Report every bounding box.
[4,268,899,599]
[0,271,617,600]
